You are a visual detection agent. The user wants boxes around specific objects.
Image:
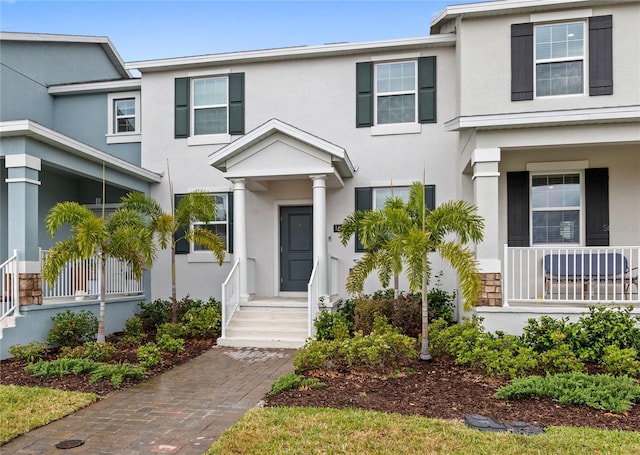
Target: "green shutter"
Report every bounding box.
[511,23,534,101]
[354,187,372,252]
[228,73,245,135]
[589,16,613,96]
[175,78,190,138]
[418,57,437,123]
[174,194,189,254]
[356,62,373,128]
[227,192,234,254]
[424,185,436,211]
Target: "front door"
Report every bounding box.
[280,205,313,292]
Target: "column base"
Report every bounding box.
[478,272,502,307]
[19,273,42,306]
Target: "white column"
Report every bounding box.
[472,148,501,273]
[231,178,248,302]
[310,175,328,298]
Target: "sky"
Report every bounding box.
[0,0,479,63]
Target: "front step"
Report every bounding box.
[217,301,309,349]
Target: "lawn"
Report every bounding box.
[206,407,640,455]
[0,385,97,444]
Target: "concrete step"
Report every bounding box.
[216,337,306,349]
[228,318,306,330]
[0,315,17,339]
[232,309,307,322]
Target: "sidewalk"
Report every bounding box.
[2,347,295,454]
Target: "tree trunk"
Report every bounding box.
[171,244,178,323]
[420,253,431,361]
[97,254,107,343]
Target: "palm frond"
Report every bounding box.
[175,190,217,226]
[189,227,226,265]
[45,202,94,237]
[42,239,83,286]
[436,241,482,310]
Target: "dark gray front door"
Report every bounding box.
[280,206,313,292]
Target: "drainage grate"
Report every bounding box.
[55,439,85,449]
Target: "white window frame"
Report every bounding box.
[187,193,230,263]
[106,91,141,144]
[529,171,585,246]
[534,20,587,99]
[372,61,421,136]
[187,76,231,146]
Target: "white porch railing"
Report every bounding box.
[1,250,19,319]
[40,250,143,299]
[221,258,241,339]
[504,245,639,305]
[307,258,320,338]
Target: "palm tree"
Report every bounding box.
[42,202,156,343]
[340,182,484,360]
[120,190,226,322]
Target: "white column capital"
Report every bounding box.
[310,174,327,184]
[5,154,41,171]
[230,178,246,187]
[471,148,501,166]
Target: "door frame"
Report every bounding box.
[273,199,312,297]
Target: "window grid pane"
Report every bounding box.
[194,107,227,135]
[194,78,227,106]
[114,99,135,133]
[377,94,416,124]
[373,187,410,210]
[535,22,584,97]
[531,173,581,245]
[193,194,228,251]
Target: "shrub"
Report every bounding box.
[354,293,394,335]
[602,346,640,377]
[520,316,571,353]
[314,306,351,341]
[156,334,185,354]
[426,273,457,324]
[60,341,116,362]
[8,341,48,363]
[122,317,146,345]
[137,343,162,369]
[89,362,145,387]
[536,341,585,375]
[181,306,221,339]
[295,317,417,375]
[570,306,640,362]
[496,372,640,413]
[157,322,185,339]
[137,299,171,330]
[47,310,98,348]
[391,293,421,338]
[25,358,97,376]
[269,372,324,395]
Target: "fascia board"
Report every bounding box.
[0,120,161,182]
[127,35,456,72]
[48,79,141,95]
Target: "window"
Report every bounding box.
[174,73,244,143]
[375,62,416,124]
[531,173,581,244]
[535,22,585,97]
[192,194,229,252]
[511,15,612,101]
[193,77,228,136]
[373,186,411,209]
[106,91,141,143]
[114,99,136,132]
[356,57,436,131]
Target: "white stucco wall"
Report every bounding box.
[139,44,462,301]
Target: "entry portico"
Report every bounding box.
[209,118,354,303]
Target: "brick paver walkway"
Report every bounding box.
[2,347,294,454]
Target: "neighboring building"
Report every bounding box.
[0,33,161,358]
[1,0,639,355]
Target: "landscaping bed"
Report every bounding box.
[264,355,640,432]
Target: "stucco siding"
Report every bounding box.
[456,2,640,118]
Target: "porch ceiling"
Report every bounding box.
[208,118,354,189]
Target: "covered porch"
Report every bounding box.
[209,119,354,347]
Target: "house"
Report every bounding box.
[0,33,161,358]
[1,0,638,356]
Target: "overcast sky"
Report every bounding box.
[0,0,479,62]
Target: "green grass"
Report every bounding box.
[0,385,97,444]
[206,407,640,455]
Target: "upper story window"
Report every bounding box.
[356,57,436,134]
[174,73,244,145]
[531,173,582,244]
[535,22,585,97]
[375,62,417,125]
[106,91,141,144]
[373,186,411,209]
[511,15,612,101]
[193,77,228,136]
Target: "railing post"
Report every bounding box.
[502,244,509,307]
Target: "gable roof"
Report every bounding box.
[0,32,132,79]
